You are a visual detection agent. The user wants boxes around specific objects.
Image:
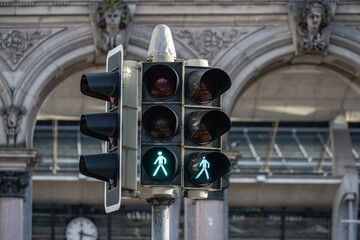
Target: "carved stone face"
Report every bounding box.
[306,7,322,32]
[105,9,122,30]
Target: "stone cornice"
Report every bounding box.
[0,148,43,171]
[0,0,358,8]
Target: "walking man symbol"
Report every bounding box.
[153,151,168,177]
[195,156,210,180]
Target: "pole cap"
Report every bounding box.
[147,24,177,62]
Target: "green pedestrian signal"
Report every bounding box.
[186,152,231,187]
[194,157,211,183]
[142,147,177,182]
[153,151,168,177]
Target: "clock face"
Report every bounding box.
[66,217,98,240]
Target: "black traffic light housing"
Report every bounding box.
[183,64,232,195]
[185,152,231,186]
[140,62,183,188]
[80,113,119,141]
[79,46,123,213]
[79,153,118,182]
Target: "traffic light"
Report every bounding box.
[183,60,232,198]
[140,62,182,191]
[79,45,123,213]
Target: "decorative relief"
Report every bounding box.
[0,171,30,198]
[0,105,26,147]
[0,30,50,66]
[172,28,244,60]
[92,0,132,53]
[290,0,332,55]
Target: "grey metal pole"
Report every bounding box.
[348,199,354,240]
[170,188,181,240]
[147,197,175,240]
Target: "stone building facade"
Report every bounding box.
[0,0,360,239]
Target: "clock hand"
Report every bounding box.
[82,232,96,238]
[79,230,84,240]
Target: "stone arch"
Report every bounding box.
[221,25,360,116]
[18,24,196,148]
[0,71,12,146]
[11,26,96,147]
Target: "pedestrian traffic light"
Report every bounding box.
[183,60,232,198]
[140,62,183,191]
[79,45,123,213]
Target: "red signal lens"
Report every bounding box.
[151,75,175,98]
[144,65,178,98]
[109,96,116,103]
[143,106,178,140]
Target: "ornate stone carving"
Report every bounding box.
[172,29,240,60]
[0,30,50,65]
[293,0,332,54]
[0,106,26,147]
[93,0,131,53]
[0,171,30,198]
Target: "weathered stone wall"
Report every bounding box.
[0,0,359,149]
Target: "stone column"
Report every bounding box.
[331,114,355,177]
[196,199,224,240]
[0,149,42,240]
[188,176,230,240]
[184,198,196,240]
[330,114,358,240]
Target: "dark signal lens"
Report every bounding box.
[144,65,178,98]
[192,78,216,102]
[187,110,231,144]
[192,116,216,143]
[143,106,178,140]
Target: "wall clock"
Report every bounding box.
[65,217,98,240]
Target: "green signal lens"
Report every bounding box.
[142,147,176,181]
